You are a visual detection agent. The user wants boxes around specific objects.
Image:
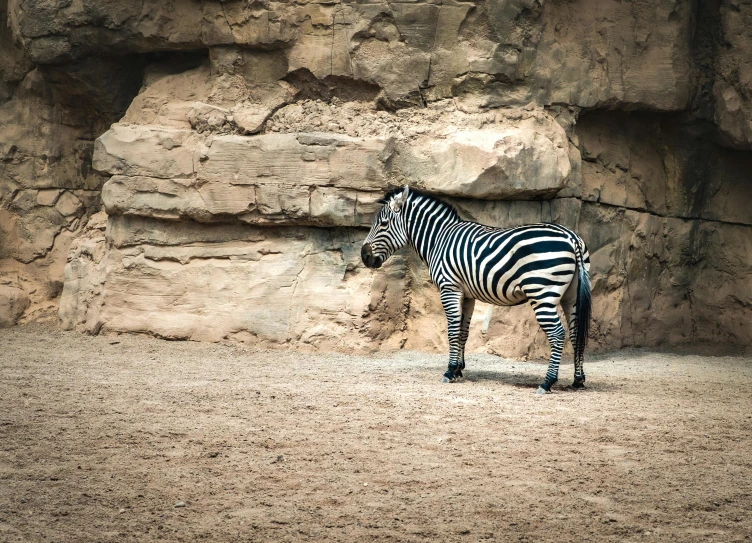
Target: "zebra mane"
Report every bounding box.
[378,187,462,221]
[378,186,408,204]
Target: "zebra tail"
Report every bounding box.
[574,242,591,363]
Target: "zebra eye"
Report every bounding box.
[380,219,389,227]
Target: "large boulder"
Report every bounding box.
[397,114,573,199]
[91,69,578,227]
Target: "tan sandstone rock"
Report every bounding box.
[62,215,410,350]
[0,66,105,322]
[8,0,698,111]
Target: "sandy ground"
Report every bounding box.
[1,325,751,543]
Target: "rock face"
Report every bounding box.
[8,0,696,110]
[2,0,751,356]
[0,68,107,322]
[93,80,575,226]
[714,1,752,150]
[535,0,695,111]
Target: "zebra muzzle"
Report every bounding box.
[361,243,382,269]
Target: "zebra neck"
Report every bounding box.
[405,198,460,263]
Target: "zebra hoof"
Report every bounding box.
[571,380,586,390]
[442,369,458,383]
[536,386,551,395]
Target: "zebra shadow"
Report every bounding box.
[463,369,617,392]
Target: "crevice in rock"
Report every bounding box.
[578,198,751,229]
[576,107,752,229]
[688,0,721,125]
[283,69,381,104]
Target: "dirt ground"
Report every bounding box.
[1,325,751,543]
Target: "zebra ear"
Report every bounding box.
[390,185,409,213]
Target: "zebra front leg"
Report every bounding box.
[456,297,476,378]
[440,288,464,383]
[532,302,566,394]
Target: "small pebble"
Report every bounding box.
[119,508,126,514]
[174,501,186,508]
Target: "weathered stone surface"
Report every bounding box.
[65,187,752,356]
[687,220,752,346]
[714,1,752,150]
[59,204,572,354]
[575,111,752,349]
[61,214,410,349]
[0,67,105,322]
[96,130,390,226]
[534,0,694,111]
[94,125,197,180]
[578,203,752,350]
[55,191,83,217]
[198,133,389,192]
[95,85,577,223]
[8,0,697,111]
[577,111,752,226]
[58,211,107,333]
[0,0,32,94]
[399,115,572,199]
[36,189,62,206]
[0,284,29,327]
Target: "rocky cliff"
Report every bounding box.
[1,0,750,356]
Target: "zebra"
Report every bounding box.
[361,186,591,394]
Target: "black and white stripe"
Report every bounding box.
[361,186,592,393]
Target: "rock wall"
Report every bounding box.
[1,0,751,355]
[0,0,112,325]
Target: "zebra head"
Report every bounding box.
[361,185,410,269]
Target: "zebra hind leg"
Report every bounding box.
[563,295,586,389]
[532,302,566,395]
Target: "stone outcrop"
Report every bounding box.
[92,72,575,226]
[62,214,403,349]
[8,0,696,111]
[577,111,752,226]
[1,0,750,356]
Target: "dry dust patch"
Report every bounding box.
[1,325,751,542]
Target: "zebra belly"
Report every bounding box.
[443,230,577,306]
[463,281,528,306]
